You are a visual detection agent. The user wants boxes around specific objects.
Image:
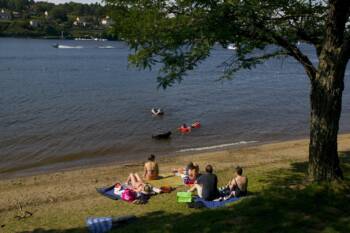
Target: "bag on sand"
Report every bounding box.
[177,192,192,203]
[121,189,136,202]
[160,186,174,193]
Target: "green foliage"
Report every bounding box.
[0,1,113,39]
[0,21,11,35]
[49,6,68,22]
[0,0,33,12]
[106,0,337,88]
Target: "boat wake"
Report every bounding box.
[55,45,83,49]
[227,44,237,50]
[98,46,115,49]
[177,141,258,153]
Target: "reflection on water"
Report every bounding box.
[0,38,349,178]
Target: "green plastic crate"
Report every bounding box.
[177,192,192,203]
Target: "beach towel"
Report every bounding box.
[96,185,121,200]
[193,196,240,209]
[96,185,151,204]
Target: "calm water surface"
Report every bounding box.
[0,38,349,178]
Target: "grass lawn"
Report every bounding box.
[1,138,350,233]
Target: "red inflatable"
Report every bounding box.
[191,121,201,128]
[179,125,191,133]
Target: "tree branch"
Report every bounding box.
[251,20,318,81]
[270,34,317,81]
[296,28,322,56]
[243,8,319,81]
[220,50,288,80]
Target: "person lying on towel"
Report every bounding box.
[187,164,219,201]
[125,173,160,194]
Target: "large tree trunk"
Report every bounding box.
[308,52,346,181]
[308,0,349,182]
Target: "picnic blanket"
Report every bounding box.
[193,196,240,209]
[96,185,121,200]
[96,185,153,204]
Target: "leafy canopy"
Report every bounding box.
[106,0,349,88]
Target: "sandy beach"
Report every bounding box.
[1,134,350,232]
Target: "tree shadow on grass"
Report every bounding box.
[18,152,350,233]
[339,150,350,180]
[19,228,88,233]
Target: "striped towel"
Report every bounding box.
[86,217,113,233]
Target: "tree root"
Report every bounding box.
[14,200,33,220]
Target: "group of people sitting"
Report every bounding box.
[174,162,248,201]
[116,154,248,203]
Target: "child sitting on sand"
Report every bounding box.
[173,162,200,185]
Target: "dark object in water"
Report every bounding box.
[152,131,172,139]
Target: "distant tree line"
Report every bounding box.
[0,0,33,12]
[0,0,107,17]
[0,0,114,39]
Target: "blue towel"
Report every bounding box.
[86,217,113,233]
[193,196,240,208]
[96,185,121,200]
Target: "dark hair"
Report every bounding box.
[193,163,199,172]
[235,166,243,175]
[148,154,155,161]
[205,164,213,173]
[143,184,153,193]
[186,162,194,170]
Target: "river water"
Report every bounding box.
[0,38,349,178]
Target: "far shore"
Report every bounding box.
[0,134,349,232]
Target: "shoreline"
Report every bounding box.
[1,133,349,182]
[1,133,349,181]
[0,36,119,41]
[0,134,300,180]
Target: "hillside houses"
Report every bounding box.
[0,9,11,20]
[0,1,116,40]
[101,16,114,27]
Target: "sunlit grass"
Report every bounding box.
[1,137,350,233]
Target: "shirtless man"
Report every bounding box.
[188,164,219,201]
[228,166,248,197]
[143,154,159,180]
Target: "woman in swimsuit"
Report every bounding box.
[143,154,159,180]
[125,173,153,194]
